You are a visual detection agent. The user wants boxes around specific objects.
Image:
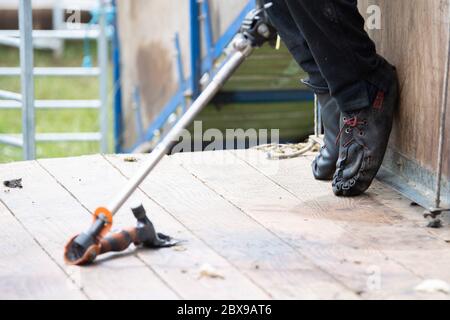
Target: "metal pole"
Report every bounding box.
[19,0,36,160]
[112,0,123,153]
[189,0,201,100]
[0,29,101,40]
[0,67,100,77]
[174,33,187,112]
[98,0,109,153]
[107,37,254,215]
[0,89,22,101]
[200,0,214,73]
[0,36,20,48]
[435,15,450,210]
[52,1,65,57]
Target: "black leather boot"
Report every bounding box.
[312,93,341,180]
[332,64,399,196]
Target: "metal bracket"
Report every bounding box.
[424,208,450,219]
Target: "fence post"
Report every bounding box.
[19,0,36,160]
[189,0,201,100]
[98,0,109,153]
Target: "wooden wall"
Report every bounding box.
[359,0,450,203]
[117,0,248,148]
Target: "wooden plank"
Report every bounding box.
[106,154,359,300]
[0,160,178,300]
[366,179,450,245]
[358,0,450,179]
[39,155,270,300]
[0,201,86,300]
[235,150,450,282]
[174,150,447,299]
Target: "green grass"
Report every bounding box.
[0,42,112,163]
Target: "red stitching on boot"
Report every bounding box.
[335,116,366,146]
[373,91,385,110]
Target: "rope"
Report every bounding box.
[254,139,320,160]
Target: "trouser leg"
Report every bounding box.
[265,0,342,180]
[264,0,328,93]
[277,0,390,112]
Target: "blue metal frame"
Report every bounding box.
[112,0,123,153]
[201,0,215,73]
[208,0,255,72]
[123,0,258,152]
[122,0,314,153]
[174,33,188,112]
[139,90,185,146]
[189,0,201,100]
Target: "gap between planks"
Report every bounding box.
[231,149,450,282]
[0,198,87,300]
[36,160,183,300]
[104,154,358,300]
[1,159,179,300]
[172,150,449,299]
[40,155,272,300]
[2,150,448,299]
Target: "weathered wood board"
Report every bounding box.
[358,0,450,206]
[0,201,86,300]
[1,150,450,299]
[106,154,357,300]
[39,155,269,300]
[0,160,178,300]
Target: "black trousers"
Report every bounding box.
[265,0,391,112]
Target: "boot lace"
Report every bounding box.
[335,116,367,147]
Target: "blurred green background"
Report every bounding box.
[0,42,313,163]
[0,42,112,163]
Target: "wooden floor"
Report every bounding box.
[1,149,450,300]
